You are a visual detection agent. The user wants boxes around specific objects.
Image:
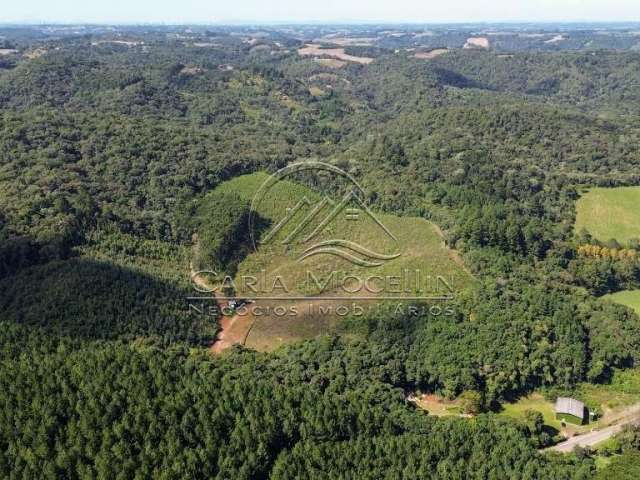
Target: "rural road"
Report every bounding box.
[547,405,640,452]
[190,267,255,354]
[549,424,627,452]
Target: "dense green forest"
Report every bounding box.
[2,24,640,478]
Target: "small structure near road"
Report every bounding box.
[555,397,588,425]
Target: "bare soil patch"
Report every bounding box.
[91,40,143,47]
[24,48,46,59]
[414,48,448,60]
[463,37,490,49]
[298,44,373,65]
[410,393,464,416]
[190,267,255,355]
[210,311,255,354]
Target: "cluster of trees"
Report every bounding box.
[0,332,596,479]
[186,190,252,276]
[568,255,640,295]
[407,277,640,400]
[429,51,640,111]
[577,244,638,261]
[594,453,640,480]
[0,257,214,345]
[270,419,587,479]
[577,426,640,479]
[454,204,551,258]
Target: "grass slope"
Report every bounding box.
[576,187,640,244]
[603,290,640,316]
[215,172,471,297]
[210,171,472,350]
[499,393,562,430]
[499,370,640,438]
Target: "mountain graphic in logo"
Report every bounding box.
[261,189,401,267]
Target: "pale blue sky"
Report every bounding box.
[2,0,639,24]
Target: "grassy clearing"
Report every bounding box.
[413,394,463,417]
[575,187,640,244]
[499,393,563,430]
[576,368,640,410]
[594,455,613,470]
[603,290,640,316]
[215,172,471,299]
[209,171,471,350]
[414,49,449,60]
[308,86,326,96]
[498,370,640,437]
[243,299,343,351]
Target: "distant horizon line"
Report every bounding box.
[2,20,640,27]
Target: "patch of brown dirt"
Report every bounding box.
[414,49,448,60]
[317,37,375,46]
[190,267,256,355]
[91,40,143,47]
[430,223,473,276]
[545,35,565,44]
[210,311,255,354]
[463,37,490,49]
[24,48,46,59]
[298,44,373,64]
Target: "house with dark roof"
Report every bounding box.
[555,397,588,425]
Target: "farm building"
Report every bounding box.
[555,397,588,425]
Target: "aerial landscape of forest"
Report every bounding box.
[3,7,640,479]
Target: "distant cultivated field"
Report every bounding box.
[575,187,640,244]
[414,49,449,60]
[603,290,640,316]
[298,44,373,64]
[463,37,490,49]
[211,171,471,350]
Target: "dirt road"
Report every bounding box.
[190,269,255,354]
[430,223,472,276]
[547,404,640,452]
[549,424,627,452]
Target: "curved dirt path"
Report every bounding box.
[190,268,255,354]
[430,223,473,276]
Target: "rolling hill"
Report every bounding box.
[198,171,472,350]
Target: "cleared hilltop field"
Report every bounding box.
[575,187,640,244]
[297,44,373,64]
[207,171,472,350]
